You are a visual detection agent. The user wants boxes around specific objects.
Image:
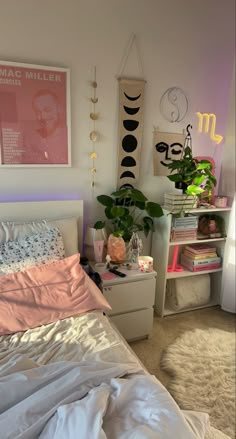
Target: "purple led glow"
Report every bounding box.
[0,193,82,203]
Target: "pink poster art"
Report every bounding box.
[0,61,71,166]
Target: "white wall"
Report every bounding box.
[219,61,235,206]
[0,0,235,224]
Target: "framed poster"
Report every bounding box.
[0,61,71,167]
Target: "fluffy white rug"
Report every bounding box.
[161,328,236,439]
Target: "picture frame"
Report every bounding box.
[0,60,71,167]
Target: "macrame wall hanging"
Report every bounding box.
[116,33,146,189]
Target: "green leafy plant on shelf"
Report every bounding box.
[167,145,217,199]
[94,187,164,242]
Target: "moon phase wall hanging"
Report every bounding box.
[117,78,145,189]
[160,87,188,123]
[153,129,185,176]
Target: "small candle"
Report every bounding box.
[214,196,227,208]
[138,256,153,273]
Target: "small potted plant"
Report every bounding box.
[94,187,164,261]
[167,145,217,201]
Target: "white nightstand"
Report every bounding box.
[93,265,157,342]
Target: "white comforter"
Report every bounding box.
[0,312,214,439]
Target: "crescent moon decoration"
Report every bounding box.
[89,130,99,142]
[123,105,140,115]
[160,87,188,123]
[90,112,99,120]
[120,171,135,179]
[123,120,139,131]
[119,183,134,190]
[122,135,138,153]
[124,92,141,101]
[121,156,136,167]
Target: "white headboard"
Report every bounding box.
[0,200,84,253]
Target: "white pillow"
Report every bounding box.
[0,217,78,257]
[0,228,65,275]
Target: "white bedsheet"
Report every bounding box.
[0,311,139,366]
[0,312,221,439]
[1,354,210,439]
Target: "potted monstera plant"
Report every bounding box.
[94,187,163,262]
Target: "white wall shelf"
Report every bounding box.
[151,207,231,317]
[166,267,222,280]
[168,237,226,246]
[164,298,220,316]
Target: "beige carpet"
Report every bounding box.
[129,307,236,437]
[161,328,235,438]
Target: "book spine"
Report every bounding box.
[164,195,196,201]
[192,264,221,272]
[172,217,198,223]
[181,255,221,266]
[171,233,197,242]
[185,245,216,254]
[172,229,198,235]
[172,220,198,225]
[171,225,198,230]
[194,258,221,266]
[181,261,221,271]
[171,237,197,242]
[183,251,217,259]
[172,219,198,225]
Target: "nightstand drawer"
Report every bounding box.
[103,278,155,316]
[110,308,153,341]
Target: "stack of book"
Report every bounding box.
[170,215,199,242]
[164,193,197,214]
[181,244,221,272]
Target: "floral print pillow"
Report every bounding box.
[0,228,65,275]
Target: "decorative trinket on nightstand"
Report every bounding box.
[129,232,143,268]
[105,254,111,269]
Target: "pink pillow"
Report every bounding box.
[0,253,111,335]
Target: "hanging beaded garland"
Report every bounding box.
[89,67,99,188]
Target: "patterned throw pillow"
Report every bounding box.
[0,228,65,275]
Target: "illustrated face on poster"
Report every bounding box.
[0,61,70,166]
[153,131,185,176]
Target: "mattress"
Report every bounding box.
[0,310,227,439]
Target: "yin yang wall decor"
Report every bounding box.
[160,87,188,123]
[117,78,145,189]
[153,129,185,176]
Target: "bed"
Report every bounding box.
[0,200,229,439]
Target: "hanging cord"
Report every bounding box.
[116,33,145,80]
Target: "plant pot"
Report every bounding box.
[175,181,188,192]
[107,234,126,262]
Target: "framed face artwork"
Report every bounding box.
[153,130,185,176]
[0,61,71,167]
